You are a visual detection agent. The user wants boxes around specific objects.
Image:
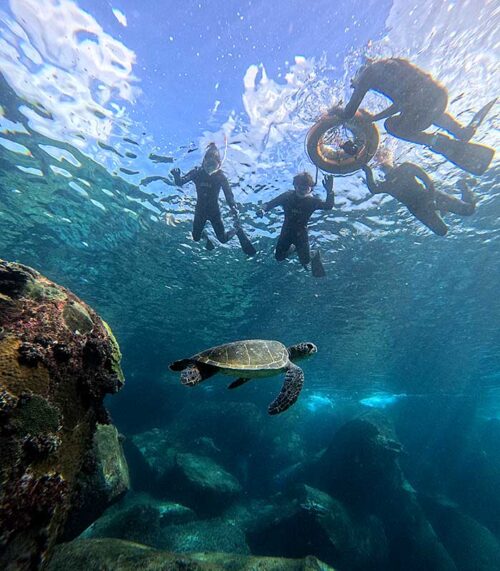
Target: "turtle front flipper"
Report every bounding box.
[228,377,250,390]
[181,363,219,386]
[268,363,304,415]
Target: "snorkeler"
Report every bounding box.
[171,143,256,255]
[257,172,334,276]
[342,58,496,175]
[361,162,477,236]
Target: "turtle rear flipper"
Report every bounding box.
[268,363,304,415]
[228,377,250,389]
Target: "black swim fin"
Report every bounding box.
[311,250,326,278]
[429,134,494,176]
[467,98,497,135]
[236,228,257,256]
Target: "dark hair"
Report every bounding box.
[293,172,315,188]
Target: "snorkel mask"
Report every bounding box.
[202,143,222,175]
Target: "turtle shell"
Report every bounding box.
[195,340,288,371]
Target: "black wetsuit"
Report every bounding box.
[175,167,236,242]
[264,191,335,265]
[364,163,475,236]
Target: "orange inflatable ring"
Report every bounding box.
[306,107,379,174]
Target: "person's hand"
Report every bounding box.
[256,208,265,218]
[322,175,334,193]
[171,168,181,182]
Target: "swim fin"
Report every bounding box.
[429,133,494,176]
[236,228,257,256]
[205,236,215,250]
[311,250,326,278]
[466,98,497,137]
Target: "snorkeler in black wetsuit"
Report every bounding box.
[258,172,334,274]
[171,143,256,255]
[361,162,477,236]
[342,58,495,175]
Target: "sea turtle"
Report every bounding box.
[169,340,317,415]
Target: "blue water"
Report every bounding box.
[0,0,499,569]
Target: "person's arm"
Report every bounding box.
[361,165,383,194]
[343,67,373,119]
[219,173,237,211]
[257,192,289,217]
[171,168,197,187]
[315,175,335,210]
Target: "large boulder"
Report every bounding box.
[82,491,196,546]
[245,486,387,570]
[160,518,250,554]
[169,452,241,515]
[0,260,125,569]
[62,424,130,539]
[47,538,336,570]
[309,417,457,571]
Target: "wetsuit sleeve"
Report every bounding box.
[312,191,335,211]
[263,192,290,211]
[174,168,198,187]
[220,173,237,209]
[344,68,372,119]
[363,166,383,194]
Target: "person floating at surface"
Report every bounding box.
[341,57,496,175]
[257,172,334,276]
[171,143,256,255]
[361,161,477,236]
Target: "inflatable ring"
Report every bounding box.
[306,107,379,174]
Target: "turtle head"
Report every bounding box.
[287,342,317,362]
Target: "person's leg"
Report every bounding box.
[275,227,294,261]
[433,113,470,140]
[384,90,447,145]
[409,205,449,236]
[192,209,207,241]
[385,114,435,145]
[435,189,476,216]
[294,229,311,267]
[210,210,235,243]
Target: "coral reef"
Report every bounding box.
[47,538,335,570]
[0,260,126,569]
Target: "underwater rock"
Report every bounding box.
[245,485,387,570]
[160,517,249,554]
[131,427,177,480]
[169,452,242,515]
[421,495,500,571]
[47,538,336,570]
[62,424,130,540]
[82,491,195,546]
[0,260,125,569]
[309,417,457,571]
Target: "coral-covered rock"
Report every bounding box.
[0,260,125,569]
[47,538,336,570]
[62,424,130,540]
